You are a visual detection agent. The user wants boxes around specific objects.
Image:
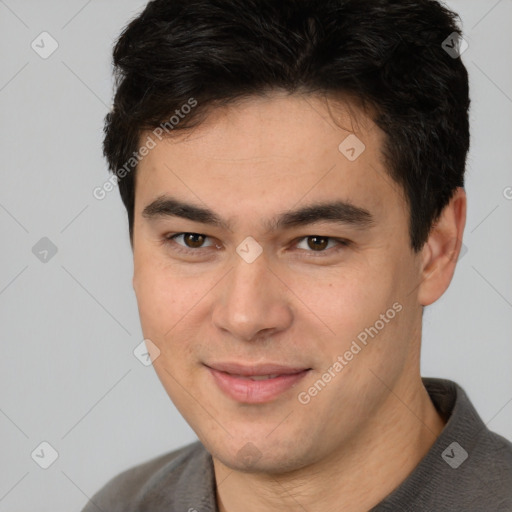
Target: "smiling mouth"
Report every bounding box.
[205,363,311,403]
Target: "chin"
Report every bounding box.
[206,433,316,475]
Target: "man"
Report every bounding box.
[83,0,512,510]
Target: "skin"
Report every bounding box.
[131,91,466,512]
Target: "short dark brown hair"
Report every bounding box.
[104,0,470,251]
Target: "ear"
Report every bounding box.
[417,187,467,307]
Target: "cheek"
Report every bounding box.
[132,251,191,351]
[132,256,214,357]
[286,265,395,352]
[133,264,202,400]
[134,268,176,337]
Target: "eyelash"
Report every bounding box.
[162,233,351,257]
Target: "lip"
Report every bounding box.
[206,362,310,376]
[205,362,311,403]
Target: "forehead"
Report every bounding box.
[134,92,406,232]
[151,92,378,163]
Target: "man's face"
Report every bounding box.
[132,92,424,473]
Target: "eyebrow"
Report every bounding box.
[142,195,375,232]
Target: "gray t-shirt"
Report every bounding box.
[82,378,512,511]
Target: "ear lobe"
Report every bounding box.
[417,187,467,306]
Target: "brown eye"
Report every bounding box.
[165,233,215,252]
[182,233,206,248]
[306,236,329,251]
[295,236,350,255]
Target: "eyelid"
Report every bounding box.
[294,235,349,253]
[165,233,217,250]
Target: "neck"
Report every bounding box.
[213,375,446,512]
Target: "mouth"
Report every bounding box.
[204,362,312,403]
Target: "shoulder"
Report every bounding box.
[81,441,208,512]
[425,378,512,510]
[376,378,512,511]
[462,429,512,509]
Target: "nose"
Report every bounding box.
[211,251,293,342]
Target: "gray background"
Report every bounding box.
[0,0,511,510]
